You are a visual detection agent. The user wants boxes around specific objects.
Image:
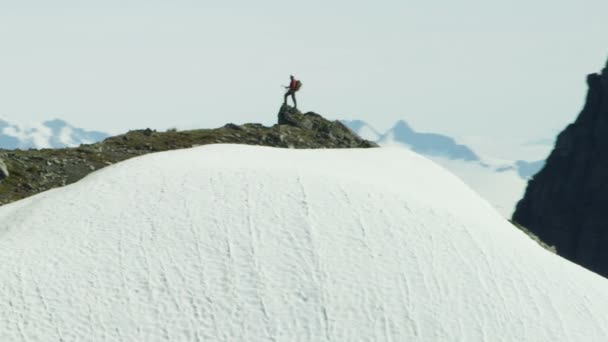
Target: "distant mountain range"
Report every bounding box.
[0,115,548,217]
[342,119,549,217]
[342,119,545,179]
[0,119,109,149]
[378,120,479,161]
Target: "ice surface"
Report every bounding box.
[0,145,606,341]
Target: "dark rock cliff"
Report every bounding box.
[0,105,377,206]
[513,58,608,276]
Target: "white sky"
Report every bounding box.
[0,1,606,140]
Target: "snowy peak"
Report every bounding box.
[0,118,109,149]
[390,119,415,136]
[42,119,109,148]
[339,119,370,132]
[342,119,479,161]
[380,120,479,161]
[1,145,607,340]
[340,119,381,141]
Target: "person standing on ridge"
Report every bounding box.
[283,75,302,108]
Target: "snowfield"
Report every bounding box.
[0,145,607,341]
[425,155,528,217]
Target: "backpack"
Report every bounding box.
[294,80,302,91]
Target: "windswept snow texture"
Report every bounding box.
[425,156,528,218]
[342,119,546,217]
[1,145,607,341]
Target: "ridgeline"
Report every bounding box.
[0,105,377,206]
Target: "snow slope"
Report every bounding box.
[0,145,607,341]
[379,135,529,217]
[342,119,547,217]
[425,155,528,217]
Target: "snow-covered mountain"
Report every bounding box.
[457,135,554,162]
[343,120,549,217]
[424,156,529,217]
[0,118,108,149]
[378,120,479,161]
[340,120,381,141]
[0,144,607,340]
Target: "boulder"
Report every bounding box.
[277,104,378,148]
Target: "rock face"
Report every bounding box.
[277,105,377,148]
[0,105,376,206]
[513,58,608,277]
[0,155,8,182]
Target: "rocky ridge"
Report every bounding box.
[513,58,608,277]
[0,105,376,206]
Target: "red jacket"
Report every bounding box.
[289,79,297,91]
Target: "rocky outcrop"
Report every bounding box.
[277,105,377,148]
[0,155,8,182]
[513,58,608,277]
[0,105,376,206]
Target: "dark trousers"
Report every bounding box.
[284,90,297,108]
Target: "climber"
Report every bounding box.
[283,75,302,109]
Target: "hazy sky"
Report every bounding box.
[0,1,606,141]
